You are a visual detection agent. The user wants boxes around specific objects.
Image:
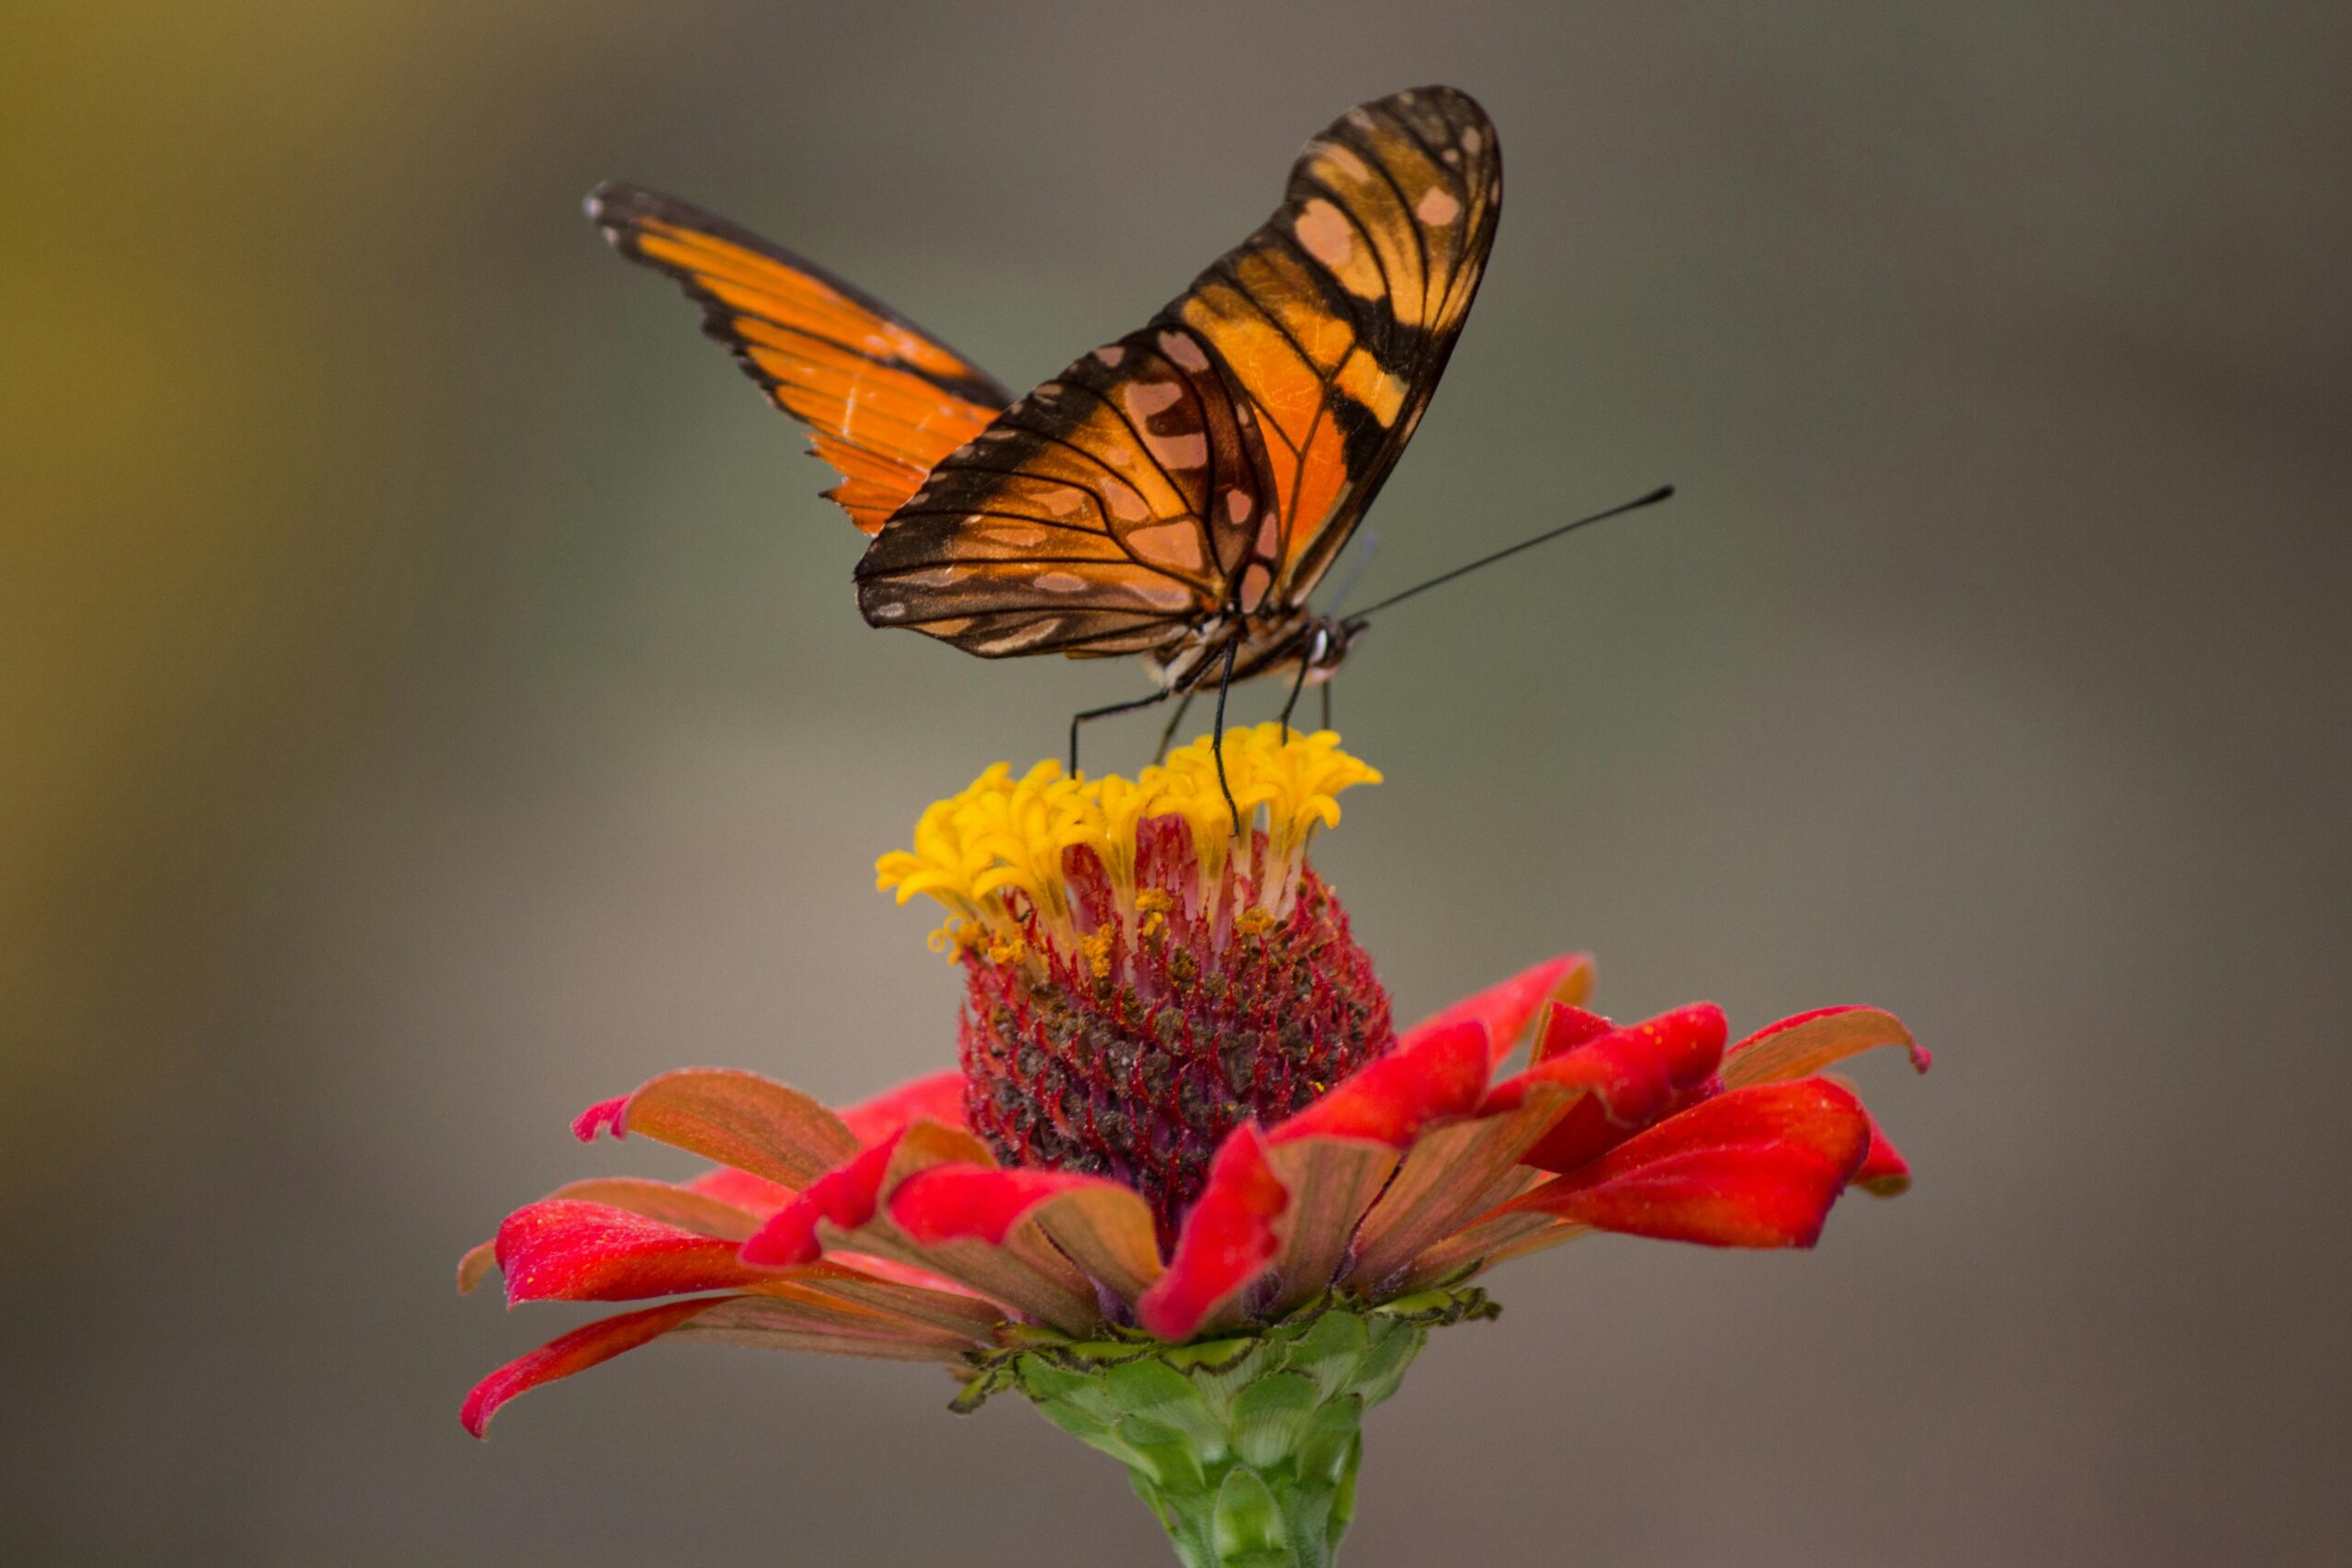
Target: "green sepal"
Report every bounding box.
[952,1288,1498,1567]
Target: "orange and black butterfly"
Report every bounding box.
[592,85,1548,776]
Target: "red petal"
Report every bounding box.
[461,1298,718,1438]
[1529,1002,1614,1064]
[1854,1114,1912,1197]
[888,1166,1106,1247]
[495,1200,779,1303]
[1270,1019,1490,1147]
[837,1070,968,1147]
[1402,953,1595,1064]
[1503,1079,1872,1248]
[458,1177,763,1296]
[1136,1125,1288,1341]
[571,1095,628,1143]
[1722,1006,1928,1087]
[738,1131,905,1269]
[1487,1003,1727,1173]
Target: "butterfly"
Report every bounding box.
[590,85,1502,780]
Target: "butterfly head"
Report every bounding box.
[1303,614,1367,683]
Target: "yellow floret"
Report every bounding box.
[875,725,1380,957]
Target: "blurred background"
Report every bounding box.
[6,3,2347,1562]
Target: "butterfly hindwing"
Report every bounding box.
[854,323,1278,657]
[852,85,1499,659]
[588,182,1014,533]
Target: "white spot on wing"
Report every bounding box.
[1295,199,1355,269]
[1102,478,1150,524]
[978,620,1060,655]
[1146,432,1208,469]
[1416,187,1461,226]
[1125,520,1206,575]
[1158,332,1209,372]
[1124,381,1184,418]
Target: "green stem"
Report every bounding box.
[957,1288,1498,1568]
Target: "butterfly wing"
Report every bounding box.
[587,183,1015,534]
[851,85,1500,660]
[854,323,1272,658]
[1174,85,1502,605]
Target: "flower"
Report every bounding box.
[459,726,1928,1564]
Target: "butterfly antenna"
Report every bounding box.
[1344,485,1674,622]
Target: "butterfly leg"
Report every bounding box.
[1276,655,1313,741]
[1209,637,1242,833]
[1319,679,1332,732]
[1153,689,1199,762]
[1069,687,1171,776]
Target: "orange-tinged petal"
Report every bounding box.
[462,1299,718,1438]
[684,1166,798,1216]
[572,1067,861,1190]
[1344,1090,1569,1292]
[668,1292,983,1361]
[1721,1006,1928,1088]
[1401,953,1595,1065]
[1137,1124,1287,1340]
[1500,1079,1872,1248]
[1031,1185,1166,1304]
[456,1238,497,1296]
[1261,1136,1398,1314]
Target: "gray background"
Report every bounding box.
[5,3,2346,1562]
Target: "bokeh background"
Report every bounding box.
[6,3,2348,1562]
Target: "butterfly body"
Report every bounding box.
[1145,608,1361,694]
[592,85,1499,744]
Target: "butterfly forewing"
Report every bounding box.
[853,85,1500,659]
[588,182,1014,533]
[1179,86,1502,604]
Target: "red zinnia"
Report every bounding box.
[460,726,1927,1564]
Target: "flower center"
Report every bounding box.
[878,726,1393,1241]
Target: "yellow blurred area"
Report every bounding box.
[0,3,635,1196]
